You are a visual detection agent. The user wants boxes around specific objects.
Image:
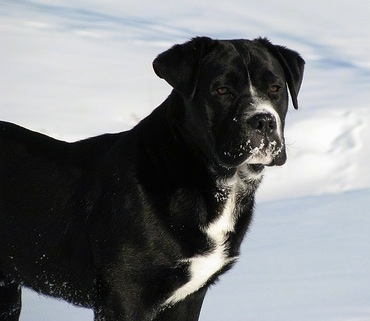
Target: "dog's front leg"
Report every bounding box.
[94,301,155,321]
[0,272,21,321]
[93,278,156,321]
[154,287,207,321]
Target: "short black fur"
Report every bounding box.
[0,37,304,321]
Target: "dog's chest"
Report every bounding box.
[163,182,240,307]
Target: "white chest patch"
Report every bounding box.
[163,181,239,307]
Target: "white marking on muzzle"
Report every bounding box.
[247,138,284,165]
[248,85,283,141]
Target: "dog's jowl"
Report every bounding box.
[0,37,304,321]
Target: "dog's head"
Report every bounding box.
[153,37,304,172]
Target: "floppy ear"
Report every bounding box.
[257,38,305,109]
[152,37,216,100]
[274,45,305,109]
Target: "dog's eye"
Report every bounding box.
[269,85,281,93]
[216,87,230,95]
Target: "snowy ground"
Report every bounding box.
[1,0,370,320]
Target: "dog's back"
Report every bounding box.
[0,121,122,167]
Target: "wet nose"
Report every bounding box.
[248,113,276,134]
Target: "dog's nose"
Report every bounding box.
[248,113,276,134]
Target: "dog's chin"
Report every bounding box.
[217,153,267,171]
[247,153,286,167]
[246,163,265,173]
[218,137,286,169]
[219,148,286,170]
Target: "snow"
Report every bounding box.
[1,0,370,320]
[203,188,370,321]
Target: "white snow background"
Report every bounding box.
[1,0,370,320]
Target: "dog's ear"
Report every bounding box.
[257,38,305,109]
[153,37,216,100]
[274,45,305,109]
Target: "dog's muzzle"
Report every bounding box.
[219,112,286,168]
[246,112,286,166]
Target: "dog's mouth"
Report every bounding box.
[247,163,265,173]
[246,138,286,166]
[220,137,286,168]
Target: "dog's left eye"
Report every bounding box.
[216,87,230,95]
[269,85,281,93]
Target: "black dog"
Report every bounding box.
[0,37,304,321]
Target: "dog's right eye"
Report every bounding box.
[269,85,281,93]
[216,87,230,95]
